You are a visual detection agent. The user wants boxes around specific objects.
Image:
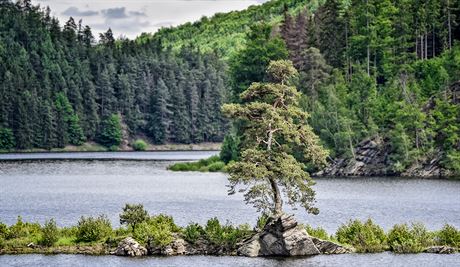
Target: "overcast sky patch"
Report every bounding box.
[33,0,268,39]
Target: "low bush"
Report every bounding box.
[183,223,205,244]
[335,219,387,253]
[76,215,112,243]
[168,155,226,172]
[0,222,8,238]
[256,214,270,231]
[133,214,181,247]
[306,225,330,241]
[436,224,460,248]
[7,217,41,240]
[208,161,226,172]
[204,218,252,248]
[40,219,59,247]
[388,223,433,253]
[132,139,148,151]
[0,237,4,249]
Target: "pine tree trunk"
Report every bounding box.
[447,0,452,50]
[267,122,283,216]
[270,177,283,217]
[432,26,435,58]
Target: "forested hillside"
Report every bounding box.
[0,0,228,150]
[221,0,460,175]
[275,0,460,174]
[1,0,460,175]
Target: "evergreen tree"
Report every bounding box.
[223,60,328,216]
[229,23,288,101]
[98,114,122,148]
[148,78,171,144]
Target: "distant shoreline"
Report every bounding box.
[0,142,222,155]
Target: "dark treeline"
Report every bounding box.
[0,0,228,150]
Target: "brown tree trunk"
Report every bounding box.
[269,177,283,217]
[267,122,283,216]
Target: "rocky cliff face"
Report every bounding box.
[316,136,453,178]
[316,136,395,177]
[317,81,460,178]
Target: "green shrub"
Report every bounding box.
[109,145,119,151]
[133,214,180,247]
[306,225,330,241]
[0,222,8,238]
[436,224,460,248]
[220,134,239,164]
[41,219,59,247]
[204,218,252,248]
[98,114,122,148]
[256,214,270,231]
[336,219,387,253]
[183,223,205,244]
[169,155,226,172]
[208,161,226,172]
[198,155,221,166]
[133,139,148,151]
[0,127,16,150]
[119,204,149,232]
[388,223,433,253]
[76,215,112,243]
[0,237,4,249]
[8,216,41,240]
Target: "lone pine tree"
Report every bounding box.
[223,60,328,217]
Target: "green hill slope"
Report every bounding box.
[139,0,320,58]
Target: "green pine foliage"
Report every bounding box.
[0,127,15,150]
[98,114,122,148]
[0,1,228,150]
[220,134,240,164]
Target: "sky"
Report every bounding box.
[33,0,268,39]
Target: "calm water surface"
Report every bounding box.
[0,152,459,266]
[0,253,460,267]
[0,151,219,161]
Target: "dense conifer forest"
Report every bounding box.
[0,0,228,150]
[1,0,460,174]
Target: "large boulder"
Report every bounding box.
[161,238,188,256]
[311,237,353,254]
[424,246,456,254]
[114,237,147,257]
[238,214,320,257]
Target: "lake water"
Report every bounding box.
[0,152,459,266]
[1,253,460,267]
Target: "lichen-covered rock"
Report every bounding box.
[162,238,188,256]
[316,136,394,177]
[114,237,147,257]
[311,237,353,254]
[238,214,320,257]
[424,246,456,254]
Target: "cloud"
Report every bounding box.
[129,10,147,17]
[62,7,98,17]
[153,21,174,28]
[102,7,128,19]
